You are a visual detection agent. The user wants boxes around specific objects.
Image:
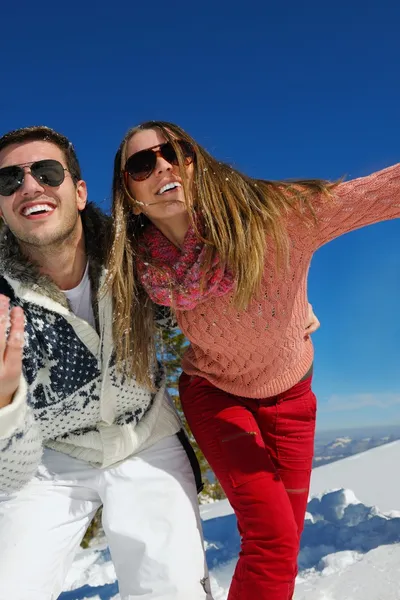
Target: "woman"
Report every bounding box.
[106,121,400,600]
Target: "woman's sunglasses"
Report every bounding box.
[124,140,195,182]
[0,159,68,196]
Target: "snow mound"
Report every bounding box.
[300,488,400,570]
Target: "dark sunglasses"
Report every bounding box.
[124,140,195,182]
[0,159,68,196]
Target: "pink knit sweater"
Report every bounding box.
[137,164,400,398]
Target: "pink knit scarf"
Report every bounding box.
[136,221,234,310]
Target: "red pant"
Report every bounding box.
[179,373,317,600]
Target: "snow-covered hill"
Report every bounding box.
[310,440,400,512]
[59,441,400,600]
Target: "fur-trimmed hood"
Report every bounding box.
[0,202,111,309]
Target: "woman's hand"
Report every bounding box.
[304,303,320,339]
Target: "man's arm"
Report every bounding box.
[0,295,24,407]
[0,295,43,493]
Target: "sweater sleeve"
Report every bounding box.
[306,163,400,250]
[0,376,43,493]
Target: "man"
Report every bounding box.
[0,126,212,600]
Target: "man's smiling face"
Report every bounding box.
[0,140,87,248]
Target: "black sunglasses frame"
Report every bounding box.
[123,140,195,183]
[0,159,68,196]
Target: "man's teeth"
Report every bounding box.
[22,204,54,216]
[157,182,181,195]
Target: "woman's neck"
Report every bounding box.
[149,212,191,249]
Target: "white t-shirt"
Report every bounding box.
[63,262,95,328]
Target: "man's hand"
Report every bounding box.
[304,303,320,339]
[0,295,25,408]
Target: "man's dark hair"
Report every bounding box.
[0,126,82,184]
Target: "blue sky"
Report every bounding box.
[1,0,399,431]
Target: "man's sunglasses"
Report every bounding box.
[124,140,195,182]
[0,159,68,196]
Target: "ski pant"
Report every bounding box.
[180,373,317,600]
[0,433,212,600]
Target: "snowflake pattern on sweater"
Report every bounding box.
[24,304,99,398]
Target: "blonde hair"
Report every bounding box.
[106,120,335,387]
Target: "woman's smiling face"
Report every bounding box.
[125,128,194,220]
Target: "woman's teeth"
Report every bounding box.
[157,182,181,195]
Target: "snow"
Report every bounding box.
[310,440,400,512]
[295,545,400,600]
[329,437,352,449]
[59,441,400,600]
[200,499,233,521]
